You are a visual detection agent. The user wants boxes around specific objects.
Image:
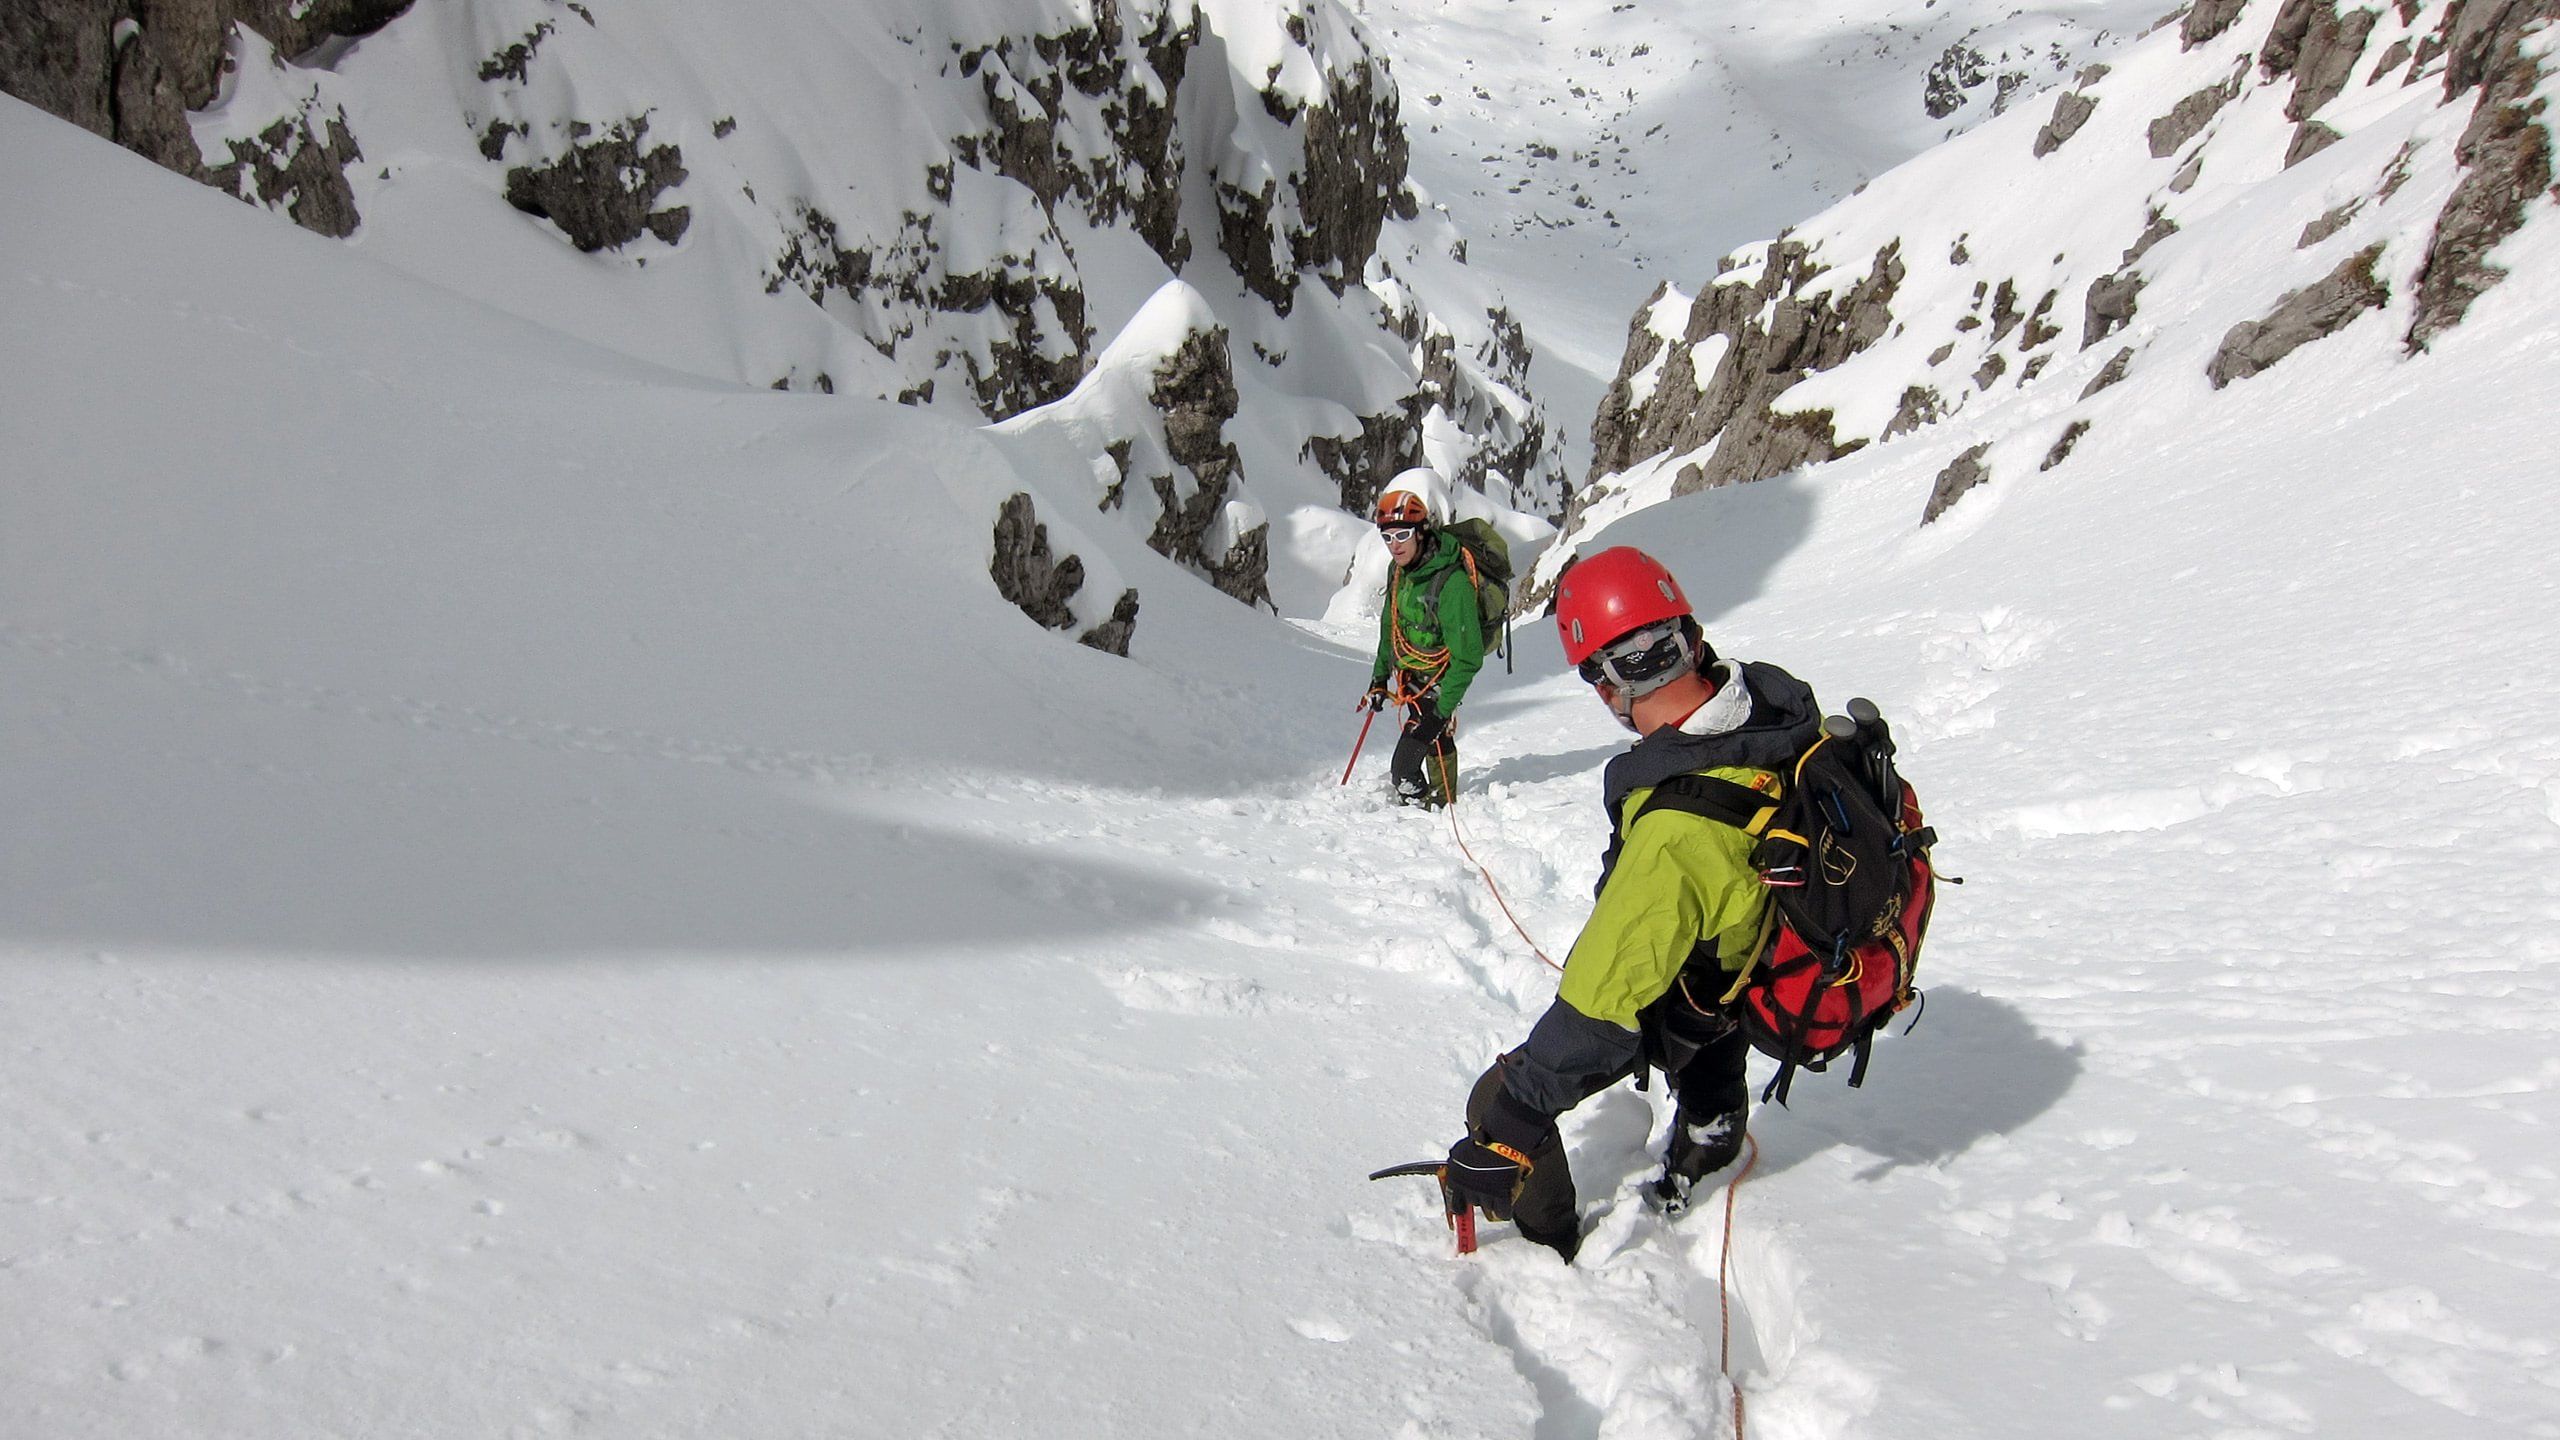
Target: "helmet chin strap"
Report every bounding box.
[1606,682,1641,733]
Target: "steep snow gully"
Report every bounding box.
[12,0,2560,1433]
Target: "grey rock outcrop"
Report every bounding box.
[1588,239,1902,495]
[1075,588,1142,656]
[2035,91,2099,157]
[2407,0,2560,349]
[2079,346,2134,398]
[2300,198,2362,246]
[2260,0,2318,76]
[2182,0,2253,47]
[1217,51,1410,315]
[955,3,1200,272]
[0,0,410,233]
[1147,328,1271,610]
[2282,3,2380,121]
[1924,28,2087,124]
[208,104,363,237]
[1292,64,1411,290]
[2286,120,2346,167]
[1883,385,1948,441]
[1924,41,1991,120]
[2207,242,2389,386]
[2083,268,2143,348]
[1304,410,1424,515]
[503,116,689,252]
[2149,70,2243,156]
[940,264,1094,418]
[1922,443,1993,523]
[2041,420,2092,470]
[1304,298,1559,518]
[989,491,1139,656]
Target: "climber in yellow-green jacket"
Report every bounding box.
[1442,546,1825,1262]
[1362,483,1485,808]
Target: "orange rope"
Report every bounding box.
[1428,718,1750,1440]
[1437,733,1564,973]
[1387,580,1452,682]
[1720,1132,1761,1439]
[1433,731,1752,1440]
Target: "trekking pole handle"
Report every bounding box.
[1847,697,1901,814]
[1847,697,1897,762]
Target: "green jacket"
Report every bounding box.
[1369,531,1486,711]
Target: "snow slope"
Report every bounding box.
[9,16,2560,1440]
[1554,0,2560,570]
[1357,0,2169,473]
[103,0,1569,631]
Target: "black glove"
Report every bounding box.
[1444,1084,1554,1218]
[1443,1134,1532,1216]
[1362,683,1388,712]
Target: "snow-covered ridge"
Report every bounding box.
[1550,0,2560,585]
[0,0,1567,627]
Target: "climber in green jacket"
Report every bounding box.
[1442,546,1825,1261]
[1362,483,1485,809]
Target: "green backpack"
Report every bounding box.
[1438,517,1514,659]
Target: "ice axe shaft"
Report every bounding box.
[1340,701,1382,785]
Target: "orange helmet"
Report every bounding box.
[1373,490,1431,527]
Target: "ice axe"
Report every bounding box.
[1340,695,1383,785]
[1368,1160,1477,1254]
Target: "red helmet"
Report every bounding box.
[1374,489,1431,526]
[1554,546,1692,666]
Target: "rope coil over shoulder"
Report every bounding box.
[1385,574,1454,705]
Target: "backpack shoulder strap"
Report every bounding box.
[1424,550,1478,626]
[1596,768,1783,897]
[1630,771,1783,835]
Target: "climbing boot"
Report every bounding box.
[1646,1109,1745,1217]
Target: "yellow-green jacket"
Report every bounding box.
[1501,660,1825,1118]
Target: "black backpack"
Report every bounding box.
[1631,700,1940,1103]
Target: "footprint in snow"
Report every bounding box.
[1101,966,1280,1016]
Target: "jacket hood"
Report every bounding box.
[1601,660,1824,816]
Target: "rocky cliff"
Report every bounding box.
[3,0,1568,638]
[1558,0,2558,583]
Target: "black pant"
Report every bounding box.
[1390,703,1456,807]
[1649,991,1752,1123]
[1467,1015,1749,1257]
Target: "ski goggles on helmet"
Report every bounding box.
[1377,524,1422,543]
[1576,619,1693,696]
